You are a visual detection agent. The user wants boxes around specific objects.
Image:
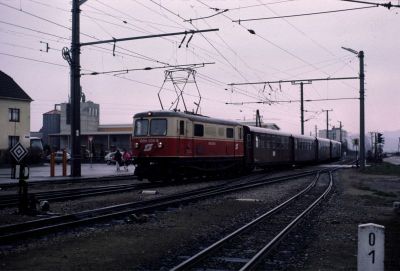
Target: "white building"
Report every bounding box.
[0,70,33,163]
[319,127,348,142]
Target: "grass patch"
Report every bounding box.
[364,162,400,175]
[354,182,398,198]
[373,190,397,197]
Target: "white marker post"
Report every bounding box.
[358,223,385,271]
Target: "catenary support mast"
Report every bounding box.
[70,0,82,177]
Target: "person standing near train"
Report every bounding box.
[122,149,132,171]
[114,149,122,171]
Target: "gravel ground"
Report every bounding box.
[0,168,399,270]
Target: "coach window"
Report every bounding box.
[246,134,251,148]
[179,120,185,135]
[134,119,149,136]
[226,128,234,139]
[194,124,204,137]
[150,119,167,136]
[255,135,259,148]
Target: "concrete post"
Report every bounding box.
[358,223,385,271]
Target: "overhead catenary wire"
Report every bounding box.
[0,1,169,65]
[194,0,360,123]
[195,0,341,110]
[341,0,400,9]
[147,0,263,97]
[232,5,378,22]
[226,97,359,105]
[184,9,230,22]
[0,52,69,68]
[81,62,215,76]
[0,19,166,64]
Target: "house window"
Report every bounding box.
[8,136,19,148]
[8,108,20,122]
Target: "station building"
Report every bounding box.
[41,97,132,161]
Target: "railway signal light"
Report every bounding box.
[377,133,385,144]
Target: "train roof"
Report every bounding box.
[316,137,341,144]
[247,126,292,137]
[293,134,317,141]
[133,110,242,126]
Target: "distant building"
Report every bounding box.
[40,107,61,149]
[60,101,99,135]
[319,127,348,142]
[0,70,33,163]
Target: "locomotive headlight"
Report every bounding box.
[134,142,140,149]
[157,141,163,149]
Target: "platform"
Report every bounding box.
[0,163,135,186]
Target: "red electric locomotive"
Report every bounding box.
[132,110,245,181]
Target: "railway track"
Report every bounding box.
[171,169,336,271]
[0,170,321,243]
[0,182,158,209]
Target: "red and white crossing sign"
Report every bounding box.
[10,142,28,163]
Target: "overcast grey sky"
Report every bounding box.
[0,0,399,137]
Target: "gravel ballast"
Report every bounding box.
[0,168,399,270]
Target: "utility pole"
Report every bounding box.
[374,132,378,160]
[359,50,366,170]
[292,81,311,135]
[370,132,374,157]
[338,121,343,143]
[398,137,400,154]
[315,125,318,137]
[255,109,262,127]
[322,109,333,139]
[342,47,365,170]
[301,82,304,135]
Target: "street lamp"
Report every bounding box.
[341,46,365,170]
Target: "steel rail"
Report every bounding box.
[0,174,137,189]
[0,183,160,208]
[240,170,335,270]
[170,171,323,271]
[0,170,320,243]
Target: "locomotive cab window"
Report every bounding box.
[226,128,234,138]
[134,119,149,136]
[150,119,167,136]
[194,124,204,137]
